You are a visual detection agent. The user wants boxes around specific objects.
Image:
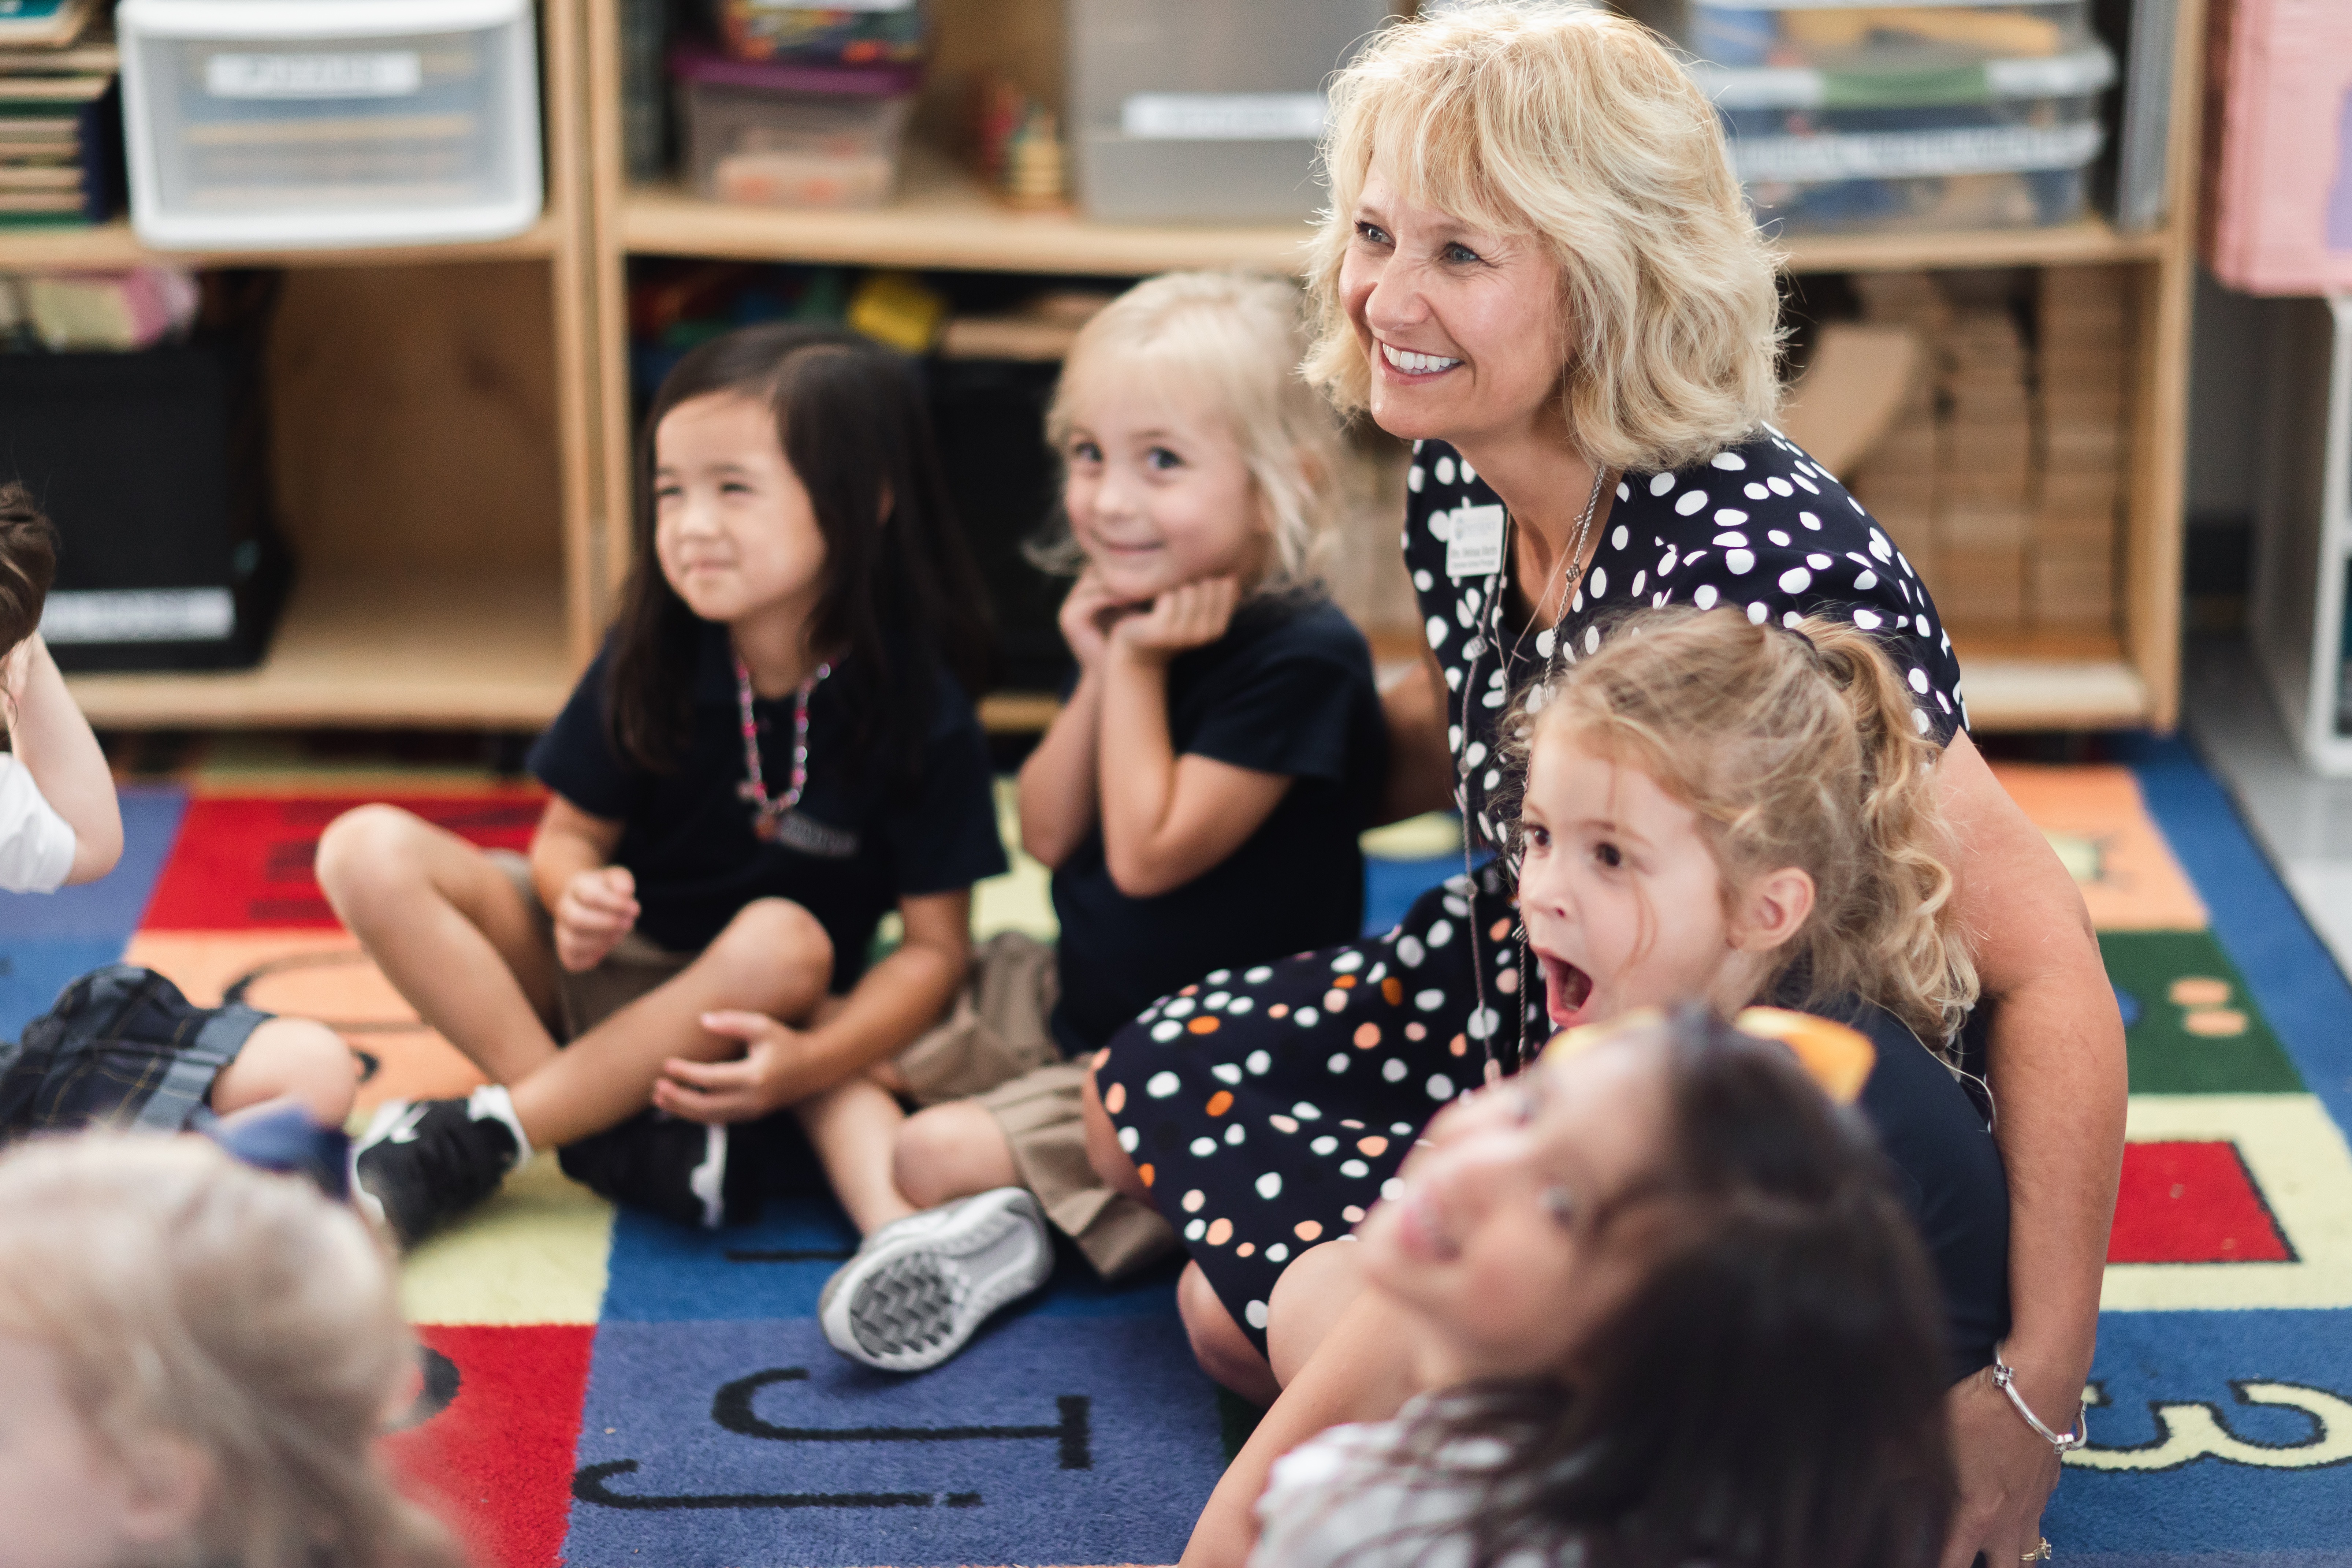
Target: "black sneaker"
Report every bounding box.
[350,1088,524,1248]
[557,1110,728,1230]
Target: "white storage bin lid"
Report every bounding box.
[120,0,532,40]
[1730,119,2104,183]
[1696,40,2114,108]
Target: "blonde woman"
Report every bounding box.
[1083,8,2121,1568]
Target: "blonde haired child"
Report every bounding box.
[1185,608,2018,1566]
[800,271,1386,1374]
[0,1133,464,1568]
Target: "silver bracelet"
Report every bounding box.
[1991,1347,2088,1453]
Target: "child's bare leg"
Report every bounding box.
[796,1075,919,1233]
[893,1100,1021,1208]
[314,805,562,1084]
[209,1018,358,1128]
[506,898,832,1148]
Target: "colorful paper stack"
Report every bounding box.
[0,0,114,227]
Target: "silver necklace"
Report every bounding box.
[1454,460,1609,1078]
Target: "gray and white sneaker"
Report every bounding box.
[818,1187,1054,1373]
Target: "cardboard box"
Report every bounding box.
[1934,545,2027,627]
[1940,502,2029,548]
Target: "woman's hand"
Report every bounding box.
[554,865,639,973]
[1942,1367,2064,1568]
[652,1010,818,1123]
[1058,567,1143,668]
[1112,577,1240,663]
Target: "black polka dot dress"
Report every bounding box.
[1094,430,1967,1353]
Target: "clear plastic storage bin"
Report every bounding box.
[1653,1,2115,231]
[674,45,916,210]
[118,0,543,251]
[1069,0,1397,223]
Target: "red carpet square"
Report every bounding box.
[386,1323,595,1568]
[142,792,545,931]
[2107,1140,2296,1264]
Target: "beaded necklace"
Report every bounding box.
[733,653,831,842]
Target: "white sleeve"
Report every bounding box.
[0,754,77,894]
[1250,1419,1482,1568]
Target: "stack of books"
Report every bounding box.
[0,0,115,227]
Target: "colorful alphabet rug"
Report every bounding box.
[3,734,2347,1565]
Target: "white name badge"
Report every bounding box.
[1445,504,1506,579]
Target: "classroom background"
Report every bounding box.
[2,0,2351,1564]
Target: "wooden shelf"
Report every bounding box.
[1781,216,2168,276]
[0,213,565,271]
[623,144,2168,282]
[623,144,1315,275]
[67,569,574,730]
[1948,630,2152,730]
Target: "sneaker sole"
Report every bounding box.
[820,1191,1053,1374]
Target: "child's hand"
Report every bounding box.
[1057,567,1145,668]
[554,865,639,973]
[652,1011,822,1122]
[1111,576,1241,663]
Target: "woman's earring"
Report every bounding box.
[1541,1184,1578,1227]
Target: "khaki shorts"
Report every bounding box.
[894,931,1175,1280]
[491,851,696,1040]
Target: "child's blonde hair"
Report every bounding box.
[0,1134,464,1568]
[1302,3,1785,475]
[1043,271,1349,589]
[1526,609,1976,1046]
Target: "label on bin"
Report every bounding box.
[204,51,423,101]
[42,589,233,645]
[1121,93,1325,142]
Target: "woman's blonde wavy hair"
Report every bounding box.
[1522,608,1977,1048]
[1042,270,1349,590]
[1303,3,1786,474]
[0,1134,465,1568]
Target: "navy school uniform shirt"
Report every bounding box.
[1050,590,1387,1055]
[1831,996,2013,1380]
[528,624,1008,993]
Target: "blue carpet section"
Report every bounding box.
[2055,1310,2352,1558]
[0,785,184,1035]
[566,1312,1225,1566]
[23,787,187,941]
[2117,734,2352,1123]
[0,936,144,1036]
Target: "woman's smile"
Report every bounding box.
[1379,340,1464,377]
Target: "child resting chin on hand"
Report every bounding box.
[797,272,1387,1373]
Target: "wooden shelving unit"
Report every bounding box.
[587,0,2211,734]
[0,0,2210,735]
[0,1,608,733]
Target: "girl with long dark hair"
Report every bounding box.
[1251,1008,1954,1568]
[317,324,1007,1245]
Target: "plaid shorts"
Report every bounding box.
[0,964,269,1138]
